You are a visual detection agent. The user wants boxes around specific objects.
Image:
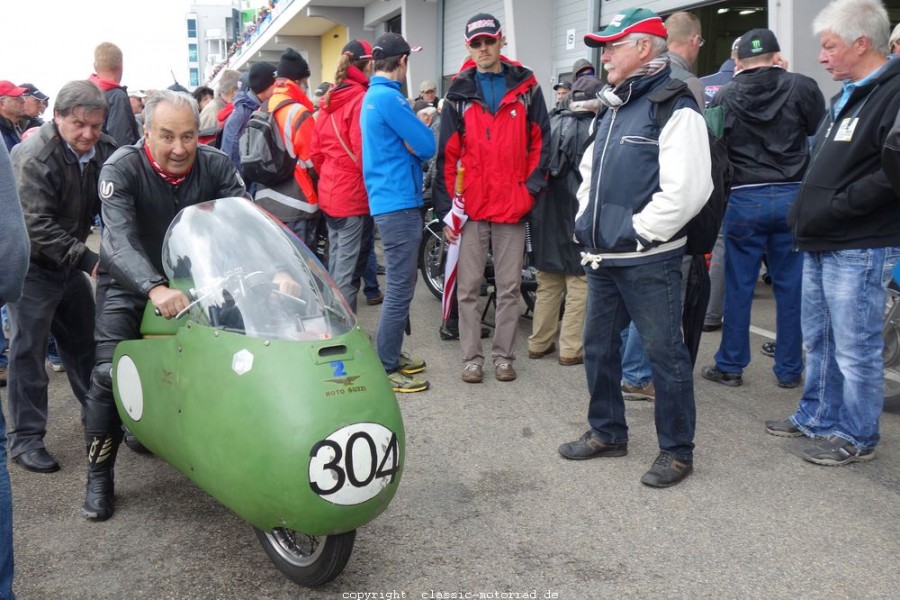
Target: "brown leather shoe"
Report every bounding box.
[528,342,556,359]
[558,355,583,366]
[494,362,517,381]
[558,431,628,460]
[366,292,384,306]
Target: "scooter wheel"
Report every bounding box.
[254,526,355,587]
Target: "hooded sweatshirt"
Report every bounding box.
[311,65,370,217]
[711,66,824,187]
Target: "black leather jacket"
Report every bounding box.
[98,141,246,295]
[10,121,116,272]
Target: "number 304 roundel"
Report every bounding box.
[308,423,401,505]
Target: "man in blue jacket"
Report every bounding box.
[221,62,276,173]
[361,32,435,394]
[557,8,712,488]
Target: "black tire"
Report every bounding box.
[254,527,355,588]
[419,222,445,300]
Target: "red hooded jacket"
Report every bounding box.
[310,66,369,218]
[433,56,550,223]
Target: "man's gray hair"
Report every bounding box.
[143,90,200,132]
[216,70,241,97]
[813,0,890,54]
[53,80,107,118]
[630,33,668,57]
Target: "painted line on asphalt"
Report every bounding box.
[749,325,776,340]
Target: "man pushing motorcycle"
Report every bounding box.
[82,89,247,520]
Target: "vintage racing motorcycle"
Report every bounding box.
[111,197,404,587]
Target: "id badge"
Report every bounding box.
[834,117,858,142]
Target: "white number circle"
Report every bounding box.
[308,423,400,506]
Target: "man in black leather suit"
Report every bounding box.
[82,89,246,521]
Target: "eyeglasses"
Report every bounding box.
[604,39,638,53]
[468,37,498,50]
[697,35,706,47]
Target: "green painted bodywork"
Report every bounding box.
[112,310,404,536]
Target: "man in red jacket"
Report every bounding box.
[434,13,550,384]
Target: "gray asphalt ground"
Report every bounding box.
[7,250,900,599]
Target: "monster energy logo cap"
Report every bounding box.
[736,28,781,59]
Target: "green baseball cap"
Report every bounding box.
[584,8,668,47]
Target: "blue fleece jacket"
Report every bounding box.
[361,75,435,216]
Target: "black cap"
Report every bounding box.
[315,82,331,98]
[736,28,780,60]
[19,83,49,101]
[553,80,572,92]
[372,32,422,60]
[248,62,276,94]
[342,39,373,61]
[278,48,311,81]
[570,76,604,102]
[465,13,502,43]
[412,99,431,114]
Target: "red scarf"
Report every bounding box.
[88,73,121,92]
[143,143,190,187]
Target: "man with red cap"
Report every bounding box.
[0,81,27,152]
[557,8,712,488]
[434,12,551,385]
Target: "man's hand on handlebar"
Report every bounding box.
[272,271,301,297]
[149,285,190,319]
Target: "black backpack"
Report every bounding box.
[649,79,733,255]
[239,98,300,186]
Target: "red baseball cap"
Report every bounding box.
[0,81,27,97]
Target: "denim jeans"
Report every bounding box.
[325,214,373,313]
[790,247,900,449]
[0,394,15,600]
[715,185,803,382]
[583,255,696,458]
[0,306,8,368]
[373,209,422,372]
[620,322,652,387]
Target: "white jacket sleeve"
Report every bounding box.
[574,138,595,221]
[632,107,713,243]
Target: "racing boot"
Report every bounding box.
[82,431,122,521]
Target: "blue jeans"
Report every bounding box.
[0,306,8,368]
[0,393,15,600]
[790,248,900,449]
[715,185,803,382]
[583,255,696,458]
[373,209,422,372]
[620,322,652,387]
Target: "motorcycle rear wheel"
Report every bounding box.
[254,527,356,587]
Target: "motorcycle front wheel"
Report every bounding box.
[254,527,356,587]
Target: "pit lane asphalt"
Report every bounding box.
[8,253,900,599]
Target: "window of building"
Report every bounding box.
[190,68,199,87]
[188,44,198,63]
[386,14,401,34]
[187,19,197,38]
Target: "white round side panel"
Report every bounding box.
[116,356,144,421]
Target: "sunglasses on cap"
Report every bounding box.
[468,37,498,49]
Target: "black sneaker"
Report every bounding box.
[640,452,693,488]
[765,418,804,437]
[700,365,743,387]
[802,436,875,466]
[558,431,627,460]
[761,342,776,358]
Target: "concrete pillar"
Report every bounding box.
[403,0,439,98]
[769,0,839,99]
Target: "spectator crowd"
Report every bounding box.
[3,0,900,597]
